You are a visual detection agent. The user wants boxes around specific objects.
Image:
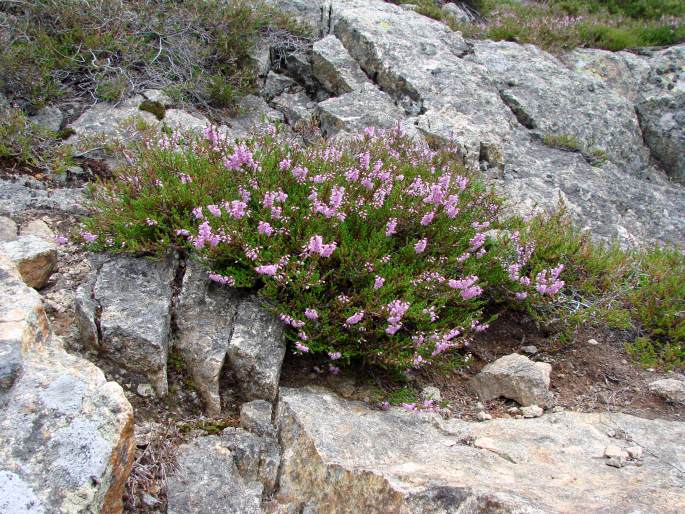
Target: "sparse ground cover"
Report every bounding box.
[393,1,685,51]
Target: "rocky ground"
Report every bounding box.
[1,0,684,513]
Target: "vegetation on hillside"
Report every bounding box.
[0,0,310,112]
[82,125,684,370]
[394,1,685,51]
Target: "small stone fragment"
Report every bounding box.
[272,90,316,127]
[1,235,57,289]
[476,411,492,421]
[420,386,441,402]
[626,446,643,460]
[521,345,538,355]
[507,406,521,415]
[136,383,155,398]
[469,353,553,407]
[20,219,54,242]
[521,405,544,418]
[606,457,626,468]
[604,445,628,460]
[0,216,17,242]
[587,338,599,345]
[262,71,297,101]
[312,35,369,95]
[240,399,275,438]
[649,378,685,403]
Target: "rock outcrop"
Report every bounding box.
[1,235,57,289]
[275,387,685,513]
[650,378,685,404]
[0,251,134,514]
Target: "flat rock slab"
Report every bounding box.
[650,378,685,403]
[276,387,685,513]
[0,251,134,514]
[312,34,369,95]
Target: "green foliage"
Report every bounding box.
[0,104,73,173]
[543,134,583,152]
[0,0,311,111]
[83,125,564,371]
[455,1,685,51]
[516,208,685,368]
[139,100,166,121]
[386,386,418,405]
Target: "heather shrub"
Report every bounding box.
[83,125,564,371]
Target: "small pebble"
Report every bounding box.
[521,405,543,418]
[606,457,625,468]
[136,383,155,397]
[521,345,538,355]
[420,386,442,402]
[507,406,521,415]
[476,411,492,421]
[587,338,599,345]
[604,444,628,460]
[626,446,643,460]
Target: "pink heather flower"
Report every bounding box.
[536,264,565,296]
[295,341,310,353]
[175,229,191,237]
[307,235,337,257]
[385,218,398,236]
[297,331,308,341]
[145,218,158,226]
[412,354,427,368]
[258,221,274,236]
[374,275,385,289]
[328,351,342,360]
[304,308,318,320]
[379,401,390,410]
[345,311,364,325]
[81,231,97,243]
[387,300,410,325]
[515,291,528,300]
[225,200,247,219]
[255,264,278,276]
[55,235,68,245]
[414,238,427,254]
[224,143,257,171]
[386,324,402,335]
[448,275,479,290]
[179,173,192,184]
[238,186,251,203]
[291,165,308,182]
[208,272,235,286]
[206,204,222,217]
[192,207,204,219]
[460,285,483,301]
[358,151,371,169]
[420,211,435,226]
[469,232,486,251]
[345,168,360,182]
[329,365,341,375]
[279,158,292,170]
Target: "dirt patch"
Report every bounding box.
[280,310,684,421]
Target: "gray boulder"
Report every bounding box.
[86,253,177,396]
[649,378,685,404]
[272,90,317,127]
[227,296,286,402]
[262,71,298,101]
[317,83,404,137]
[0,251,135,514]
[1,235,57,289]
[175,260,241,416]
[167,434,263,514]
[222,427,281,495]
[312,34,369,95]
[20,219,54,242]
[276,386,685,513]
[470,353,553,407]
[0,179,86,217]
[30,105,63,132]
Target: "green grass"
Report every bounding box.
[401,1,685,51]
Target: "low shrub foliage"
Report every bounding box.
[83,125,565,371]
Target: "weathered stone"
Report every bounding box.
[638,92,685,184]
[604,444,628,460]
[1,235,57,289]
[317,83,404,137]
[241,399,276,438]
[142,88,174,107]
[476,411,492,422]
[74,278,98,349]
[0,216,17,242]
[91,253,177,396]
[649,378,685,403]
[67,96,159,143]
[521,345,538,355]
[520,405,543,418]
[276,386,685,513]
[443,2,473,23]
[250,40,272,78]
[312,35,369,95]
[30,105,63,132]
[162,109,209,133]
[20,219,54,242]
[262,71,298,101]
[0,251,134,514]
[272,90,317,127]
[227,296,286,402]
[175,260,241,416]
[470,353,552,407]
[226,94,284,138]
[0,179,85,217]
[283,51,317,91]
[420,385,441,403]
[167,434,263,514]
[222,427,281,495]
